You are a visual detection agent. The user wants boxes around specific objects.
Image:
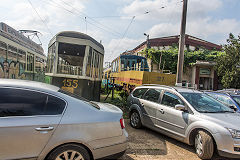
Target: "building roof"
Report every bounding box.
[132,34,222,52]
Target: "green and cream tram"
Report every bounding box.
[46,31,104,101]
[0,22,46,81]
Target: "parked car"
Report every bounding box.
[127,85,240,159]
[205,90,240,111]
[0,79,127,160]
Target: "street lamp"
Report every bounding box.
[144,33,150,49]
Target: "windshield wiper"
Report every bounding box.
[199,111,218,113]
[214,111,234,113]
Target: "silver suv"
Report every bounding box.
[127,85,240,159]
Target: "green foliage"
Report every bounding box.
[215,33,240,88]
[141,45,223,74]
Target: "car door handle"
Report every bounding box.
[35,126,54,131]
[159,109,164,114]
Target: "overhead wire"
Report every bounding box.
[105,0,183,63]
[27,0,53,37]
[39,0,122,37]
[105,16,136,62]
[57,0,123,36]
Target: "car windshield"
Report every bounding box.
[180,92,234,113]
[59,89,100,109]
[232,96,240,106]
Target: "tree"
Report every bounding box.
[141,45,222,74]
[215,33,240,88]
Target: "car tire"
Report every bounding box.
[130,110,142,129]
[195,131,214,160]
[46,144,91,160]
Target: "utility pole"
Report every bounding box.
[176,0,188,86]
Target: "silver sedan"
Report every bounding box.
[0,79,128,160]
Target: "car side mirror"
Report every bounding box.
[175,104,186,111]
[229,105,237,112]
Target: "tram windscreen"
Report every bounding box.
[58,42,86,75]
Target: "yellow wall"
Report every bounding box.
[111,70,176,87]
[143,72,176,86]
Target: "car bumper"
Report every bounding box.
[214,133,240,158]
[91,129,128,159]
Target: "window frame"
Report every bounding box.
[160,90,185,109]
[132,88,149,99]
[0,87,67,118]
[142,88,162,103]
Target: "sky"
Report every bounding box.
[1,0,240,66]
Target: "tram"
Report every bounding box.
[102,67,111,86]
[0,22,46,81]
[45,31,104,101]
[110,54,176,90]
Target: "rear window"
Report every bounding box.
[132,88,148,98]
[59,89,100,109]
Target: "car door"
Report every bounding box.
[139,88,162,126]
[155,91,188,137]
[0,87,66,160]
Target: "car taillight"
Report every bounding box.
[120,118,125,129]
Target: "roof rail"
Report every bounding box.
[142,84,177,91]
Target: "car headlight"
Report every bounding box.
[227,128,240,139]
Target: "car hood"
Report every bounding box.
[200,112,240,129]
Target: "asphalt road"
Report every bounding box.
[120,120,231,160]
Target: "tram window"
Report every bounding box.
[0,88,66,117]
[0,41,7,49]
[86,47,92,77]
[0,48,7,62]
[35,56,44,72]
[58,42,86,76]
[121,59,125,71]
[8,45,18,62]
[18,49,26,64]
[47,43,55,73]
[27,53,34,71]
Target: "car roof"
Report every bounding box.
[135,84,202,93]
[206,90,240,96]
[0,79,59,92]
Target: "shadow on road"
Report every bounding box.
[120,119,234,160]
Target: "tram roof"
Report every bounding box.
[120,55,147,60]
[56,31,104,50]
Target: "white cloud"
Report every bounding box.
[104,38,144,62]
[122,0,222,21]
[148,22,180,37]
[147,17,240,44]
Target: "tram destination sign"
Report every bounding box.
[0,22,43,53]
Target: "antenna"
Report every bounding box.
[18,30,42,45]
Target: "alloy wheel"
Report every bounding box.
[131,112,139,127]
[195,133,203,156]
[56,150,84,160]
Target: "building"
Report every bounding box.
[125,34,222,90]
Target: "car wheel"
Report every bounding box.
[195,131,214,159]
[130,110,142,128]
[46,144,90,160]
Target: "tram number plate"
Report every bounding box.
[62,79,79,88]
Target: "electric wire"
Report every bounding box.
[57,0,123,36]
[27,0,53,37]
[41,0,122,37]
[105,16,136,62]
